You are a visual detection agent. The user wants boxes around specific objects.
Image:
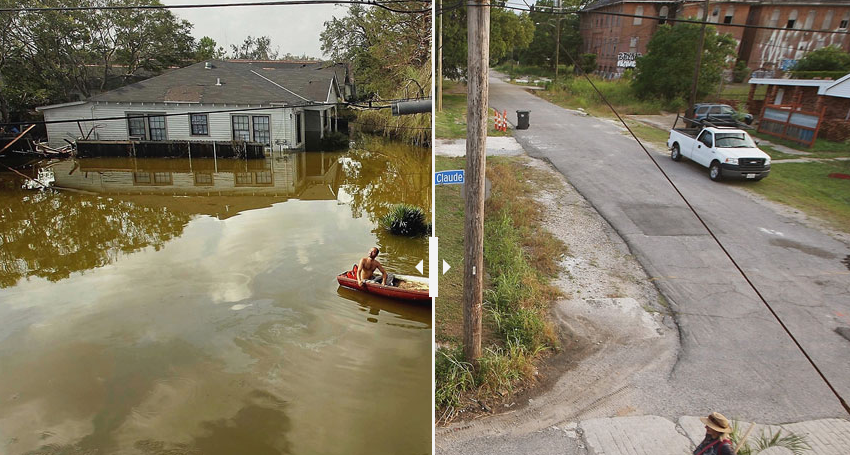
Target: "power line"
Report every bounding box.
[439,1,850,36]
[6,97,430,127]
[0,0,432,14]
[558,45,850,417]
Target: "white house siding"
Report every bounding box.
[42,102,302,150]
[823,77,850,99]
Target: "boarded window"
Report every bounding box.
[768,8,780,27]
[252,115,270,145]
[148,115,166,141]
[190,114,208,135]
[823,10,834,29]
[804,10,816,29]
[634,5,643,25]
[232,115,250,141]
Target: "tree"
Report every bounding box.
[632,23,736,102]
[440,6,533,79]
[195,36,225,61]
[790,46,850,77]
[321,3,430,96]
[229,35,279,60]
[520,0,581,69]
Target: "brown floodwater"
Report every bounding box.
[0,138,431,455]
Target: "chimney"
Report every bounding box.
[216,77,222,86]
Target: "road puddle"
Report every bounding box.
[0,137,431,455]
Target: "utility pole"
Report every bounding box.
[437,0,443,112]
[463,0,489,365]
[688,0,711,112]
[554,0,561,84]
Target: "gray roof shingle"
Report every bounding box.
[90,60,341,106]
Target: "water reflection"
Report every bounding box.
[0,138,431,455]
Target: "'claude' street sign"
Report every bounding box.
[435,170,464,185]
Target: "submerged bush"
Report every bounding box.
[380,204,431,237]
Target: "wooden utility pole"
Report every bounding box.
[463,0,489,365]
[437,0,443,112]
[688,0,711,110]
[554,0,561,83]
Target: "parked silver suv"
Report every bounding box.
[689,103,753,127]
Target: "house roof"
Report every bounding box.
[84,60,342,106]
[581,0,668,13]
[749,73,850,99]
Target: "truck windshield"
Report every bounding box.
[715,132,757,148]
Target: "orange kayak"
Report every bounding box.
[336,271,431,303]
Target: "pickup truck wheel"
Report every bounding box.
[671,143,682,161]
[709,161,723,181]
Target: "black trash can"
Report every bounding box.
[516,110,530,130]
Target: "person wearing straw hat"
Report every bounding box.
[693,412,734,455]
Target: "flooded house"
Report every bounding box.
[35,60,347,156]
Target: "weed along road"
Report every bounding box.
[486,73,850,423]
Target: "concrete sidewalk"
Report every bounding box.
[434,137,525,157]
[573,415,850,455]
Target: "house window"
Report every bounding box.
[253,115,270,145]
[153,172,172,184]
[232,115,250,141]
[634,5,643,25]
[787,10,798,29]
[190,114,208,136]
[659,5,668,24]
[235,172,253,185]
[295,112,303,144]
[148,115,166,141]
[133,172,151,184]
[255,171,273,185]
[128,115,147,140]
[194,173,213,186]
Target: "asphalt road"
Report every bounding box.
[487,72,850,423]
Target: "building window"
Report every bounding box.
[295,112,303,144]
[235,172,253,185]
[634,5,643,25]
[804,10,816,29]
[823,10,834,29]
[148,115,166,141]
[153,172,172,184]
[255,171,273,185]
[133,172,151,184]
[768,8,780,27]
[841,13,849,29]
[232,115,250,141]
[659,5,668,24]
[253,115,270,145]
[128,115,146,140]
[786,10,798,29]
[723,6,734,24]
[190,114,208,136]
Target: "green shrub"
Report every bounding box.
[379,204,431,237]
[435,346,475,411]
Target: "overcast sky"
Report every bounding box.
[162,0,349,59]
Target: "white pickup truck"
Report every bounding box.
[667,126,771,181]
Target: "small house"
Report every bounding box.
[747,73,850,145]
[36,60,347,154]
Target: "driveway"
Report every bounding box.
[486,71,850,423]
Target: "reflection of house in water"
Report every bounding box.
[50,152,343,218]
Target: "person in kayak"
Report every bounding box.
[357,247,395,286]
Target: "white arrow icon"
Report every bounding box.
[415,260,424,275]
[442,260,451,275]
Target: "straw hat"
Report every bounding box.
[700,412,732,434]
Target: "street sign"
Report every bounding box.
[435,169,464,185]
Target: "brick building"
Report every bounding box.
[579,0,850,80]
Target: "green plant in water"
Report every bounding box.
[730,421,812,455]
[380,204,431,237]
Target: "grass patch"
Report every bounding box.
[435,156,568,422]
[624,120,670,148]
[733,160,850,234]
[751,131,850,159]
[493,62,568,81]
[436,79,520,139]
[536,75,686,117]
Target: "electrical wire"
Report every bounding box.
[556,44,850,416]
[0,0,432,14]
[6,97,431,127]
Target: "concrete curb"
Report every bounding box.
[578,416,850,455]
